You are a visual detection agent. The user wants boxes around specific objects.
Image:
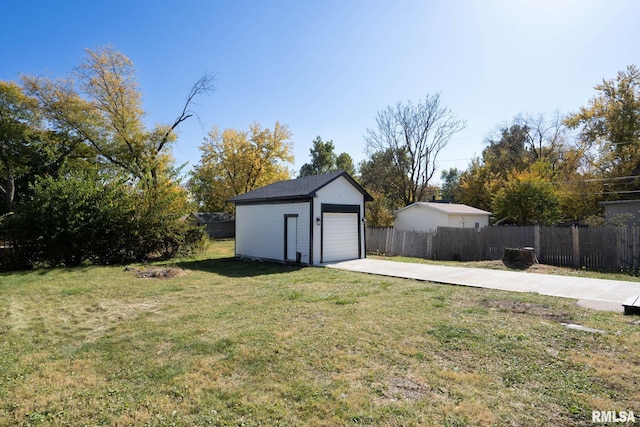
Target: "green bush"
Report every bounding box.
[0,172,205,269]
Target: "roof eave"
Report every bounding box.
[229,195,314,205]
[393,202,491,215]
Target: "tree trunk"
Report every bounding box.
[1,163,15,209]
[503,247,538,265]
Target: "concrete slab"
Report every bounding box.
[324,258,640,313]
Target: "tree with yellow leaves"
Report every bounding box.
[1,46,214,268]
[491,161,561,225]
[22,45,214,185]
[565,65,640,197]
[189,122,294,212]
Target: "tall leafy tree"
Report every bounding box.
[190,122,294,212]
[457,158,501,212]
[22,46,214,184]
[565,65,640,197]
[299,136,355,177]
[459,112,580,217]
[0,81,91,212]
[299,136,336,176]
[553,145,602,222]
[482,123,531,177]
[482,112,568,178]
[365,93,466,204]
[516,111,568,167]
[0,81,38,210]
[440,167,461,201]
[335,152,356,176]
[491,162,560,225]
[1,47,212,268]
[359,147,411,211]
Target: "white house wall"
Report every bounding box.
[395,205,490,231]
[314,176,367,263]
[235,202,310,263]
[394,206,448,231]
[447,214,489,228]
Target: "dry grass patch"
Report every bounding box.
[482,298,573,322]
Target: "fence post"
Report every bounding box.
[633,226,639,274]
[534,225,541,261]
[572,225,580,269]
[616,226,625,272]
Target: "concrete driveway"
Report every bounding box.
[324,258,640,312]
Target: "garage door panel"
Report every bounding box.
[323,212,359,262]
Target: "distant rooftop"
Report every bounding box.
[395,202,491,215]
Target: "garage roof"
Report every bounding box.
[227,171,374,204]
[395,202,491,215]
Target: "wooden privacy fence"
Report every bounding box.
[366,226,640,273]
[366,227,434,259]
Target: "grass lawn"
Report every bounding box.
[1,240,639,426]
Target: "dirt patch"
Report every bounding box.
[378,377,433,402]
[482,299,572,322]
[125,267,186,279]
[468,259,576,275]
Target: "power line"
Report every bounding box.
[555,175,640,184]
[595,190,640,196]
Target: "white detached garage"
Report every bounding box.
[228,171,373,265]
[394,202,491,232]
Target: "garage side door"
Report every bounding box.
[322,212,359,262]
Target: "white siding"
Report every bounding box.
[234,175,368,265]
[235,202,310,263]
[395,205,489,231]
[394,206,448,231]
[447,214,489,228]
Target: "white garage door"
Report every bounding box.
[322,212,359,262]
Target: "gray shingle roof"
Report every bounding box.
[227,171,373,203]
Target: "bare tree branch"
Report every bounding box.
[156,73,216,154]
[365,94,466,204]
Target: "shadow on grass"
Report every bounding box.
[0,264,101,276]
[501,259,534,271]
[177,257,305,278]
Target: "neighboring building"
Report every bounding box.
[394,202,491,232]
[600,200,640,226]
[227,171,373,265]
[187,212,235,238]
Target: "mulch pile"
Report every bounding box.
[124,266,185,279]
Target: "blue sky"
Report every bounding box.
[1,0,639,183]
